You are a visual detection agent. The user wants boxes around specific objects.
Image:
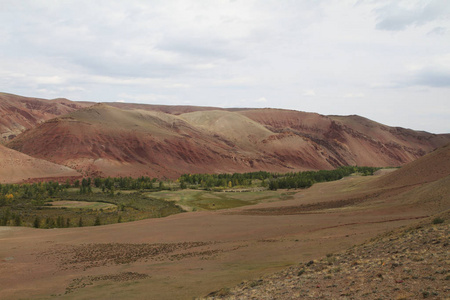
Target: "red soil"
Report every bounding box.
[0,92,91,143]
[2,93,450,181]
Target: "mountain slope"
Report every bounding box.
[374,143,450,188]
[3,93,450,179]
[239,109,450,167]
[0,92,91,143]
[7,105,289,178]
[0,144,80,183]
[6,102,450,179]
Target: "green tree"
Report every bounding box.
[33,216,41,228]
[14,214,22,226]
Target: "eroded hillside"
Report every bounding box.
[2,93,450,180]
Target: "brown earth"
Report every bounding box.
[374,143,450,188]
[4,93,450,179]
[0,145,449,299]
[0,143,80,183]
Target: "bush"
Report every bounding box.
[432,217,444,224]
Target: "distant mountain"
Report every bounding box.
[240,109,450,167]
[3,92,449,180]
[0,92,92,143]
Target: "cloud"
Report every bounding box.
[413,67,450,87]
[164,83,191,89]
[255,97,268,103]
[118,92,177,104]
[343,93,365,98]
[34,76,65,85]
[213,77,255,87]
[427,26,448,35]
[302,90,316,97]
[402,54,450,87]
[375,0,450,31]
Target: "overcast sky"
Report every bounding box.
[1,0,449,133]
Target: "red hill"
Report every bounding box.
[5,98,450,179]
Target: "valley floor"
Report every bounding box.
[0,173,448,299]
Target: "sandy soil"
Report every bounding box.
[1,169,448,299]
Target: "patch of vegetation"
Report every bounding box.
[0,166,379,228]
[0,182,183,228]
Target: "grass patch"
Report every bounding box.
[0,191,184,228]
[145,190,286,211]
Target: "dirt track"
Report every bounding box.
[0,173,448,299]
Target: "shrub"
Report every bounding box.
[432,217,444,224]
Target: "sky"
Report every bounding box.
[1,0,449,133]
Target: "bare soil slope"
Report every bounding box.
[0,144,80,183]
[3,93,450,180]
[7,102,450,179]
[106,102,224,115]
[0,93,91,143]
[240,109,450,167]
[374,143,450,188]
[7,104,293,178]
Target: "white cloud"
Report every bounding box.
[303,90,316,97]
[164,83,191,89]
[343,93,365,98]
[34,76,66,85]
[374,0,450,31]
[255,97,268,103]
[118,92,177,104]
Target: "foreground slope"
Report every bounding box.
[205,212,449,300]
[0,93,91,143]
[0,144,80,183]
[1,144,449,299]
